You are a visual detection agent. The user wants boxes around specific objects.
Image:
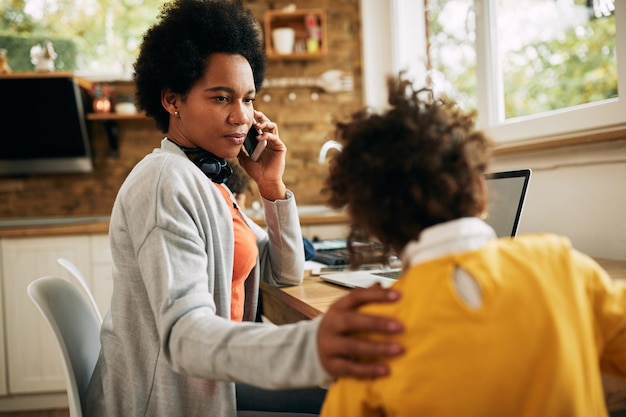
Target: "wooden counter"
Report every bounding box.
[0,217,110,237]
[0,210,348,238]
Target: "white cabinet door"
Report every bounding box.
[89,234,113,316]
[1,235,90,394]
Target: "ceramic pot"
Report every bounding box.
[272,27,295,54]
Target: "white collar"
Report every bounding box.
[400,218,497,269]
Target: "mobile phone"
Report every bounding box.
[244,127,267,161]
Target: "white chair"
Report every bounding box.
[57,257,103,323]
[27,276,101,417]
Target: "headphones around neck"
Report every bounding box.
[193,151,232,184]
[167,138,232,184]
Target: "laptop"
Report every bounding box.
[319,169,532,288]
[483,169,532,238]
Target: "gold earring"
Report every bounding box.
[480,211,489,220]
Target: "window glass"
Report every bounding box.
[424,0,622,142]
[496,0,616,120]
[0,0,166,77]
[426,0,476,113]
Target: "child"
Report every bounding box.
[319,74,626,416]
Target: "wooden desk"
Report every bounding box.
[260,258,626,325]
[260,274,347,324]
[598,258,626,280]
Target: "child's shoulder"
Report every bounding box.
[492,233,573,256]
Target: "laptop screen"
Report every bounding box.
[484,169,532,238]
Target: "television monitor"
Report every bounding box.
[0,74,93,176]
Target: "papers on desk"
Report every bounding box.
[305,260,399,276]
[311,238,346,251]
[304,260,332,276]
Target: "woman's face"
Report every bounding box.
[168,53,257,159]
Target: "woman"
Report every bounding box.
[319,74,626,416]
[84,1,403,416]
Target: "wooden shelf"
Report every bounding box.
[85,112,150,157]
[264,9,326,61]
[86,112,148,121]
[267,51,325,61]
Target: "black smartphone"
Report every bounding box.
[243,127,267,161]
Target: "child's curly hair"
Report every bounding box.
[134,0,266,132]
[322,74,493,265]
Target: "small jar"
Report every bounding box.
[93,97,111,113]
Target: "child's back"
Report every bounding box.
[321,230,624,416]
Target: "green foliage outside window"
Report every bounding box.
[0,0,166,75]
[0,33,76,71]
[502,14,617,118]
[426,0,617,120]
[425,1,477,112]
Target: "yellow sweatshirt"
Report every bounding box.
[321,234,626,417]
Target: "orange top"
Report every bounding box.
[215,183,258,322]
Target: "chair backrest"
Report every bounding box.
[57,258,103,323]
[27,276,101,417]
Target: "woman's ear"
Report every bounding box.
[161,89,179,116]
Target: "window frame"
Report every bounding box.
[360,0,626,149]
[475,0,626,145]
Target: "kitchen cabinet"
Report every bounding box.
[264,9,326,60]
[0,234,112,408]
[89,234,114,315]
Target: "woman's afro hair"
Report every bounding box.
[134,0,266,132]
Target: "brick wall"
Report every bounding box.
[0,0,362,219]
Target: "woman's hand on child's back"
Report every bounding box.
[317,283,404,378]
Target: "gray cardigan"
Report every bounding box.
[85,139,329,417]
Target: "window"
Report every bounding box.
[0,0,166,79]
[379,0,626,145]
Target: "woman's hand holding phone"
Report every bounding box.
[238,111,286,201]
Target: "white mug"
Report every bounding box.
[272,27,295,54]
